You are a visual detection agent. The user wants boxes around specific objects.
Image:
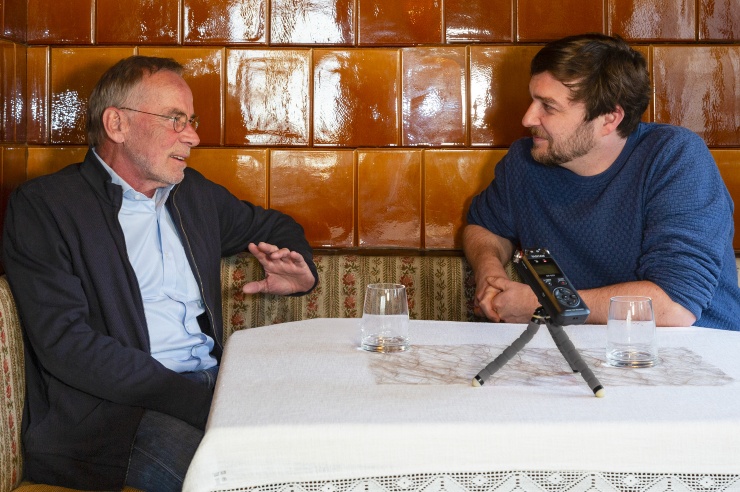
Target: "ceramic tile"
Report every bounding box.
[608,0,695,41]
[713,149,740,250]
[517,0,604,41]
[270,150,355,248]
[139,47,224,146]
[358,0,442,45]
[313,49,399,147]
[402,47,466,147]
[3,0,27,42]
[26,146,88,179]
[97,0,179,44]
[225,49,310,146]
[653,46,740,146]
[271,0,355,45]
[424,149,505,249]
[50,47,136,145]
[187,148,268,207]
[470,45,540,147]
[445,0,513,42]
[1,41,26,143]
[357,150,421,248]
[27,47,49,144]
[184,0,266,44]
[27,0,93,44]
[700,0,740,41]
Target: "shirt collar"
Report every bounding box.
[92,148,173,207]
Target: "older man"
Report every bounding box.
[3,56,318,490]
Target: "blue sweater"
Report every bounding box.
[468,123,740,330]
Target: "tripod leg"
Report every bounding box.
[472,317,542,387]
[547,324,579,373]
[546,322,605,397]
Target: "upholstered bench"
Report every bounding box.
[0,252,480,491]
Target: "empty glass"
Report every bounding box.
[360,283,409,353]
[606,296,657,368]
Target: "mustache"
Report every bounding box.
[530,128,549,140]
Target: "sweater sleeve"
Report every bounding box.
[636,128,733,319]
[466,145,521,244]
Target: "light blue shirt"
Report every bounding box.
[94,151,217,372]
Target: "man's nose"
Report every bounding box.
[181,122,200,147]
[521,102,538,128]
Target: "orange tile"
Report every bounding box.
[270,150,355,248]
[713,150,740,250]
[517,0,603,41]
[187,148,268,207]
[313,49,400,147]
[139,47,224,146]
[96,0,179,44]
[271,0,355,45]
[1,146,27,191]
[608,0,695,41]
[1,41,26,143]
[445,0,513,43]
[27,46,49,144]
[402,47,467,146]
[653,46,740,146]
[27,0,93,44]
[470,45,540,147]
[49,47,135,145]
[358,0,442,45]
[357,150,421,248]
[225,49,310,146]
[700,0,740,41]
[424,149,504,249]
[184,0,266,44]
[26,146,88,179]
[3,0,27,42]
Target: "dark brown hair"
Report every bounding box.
[531,33,650,138]
[86,56,184,147]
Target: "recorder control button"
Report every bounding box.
[553,287,580,307]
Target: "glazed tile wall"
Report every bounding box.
[1,0,739,251]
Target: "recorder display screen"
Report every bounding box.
[532,261,560,276]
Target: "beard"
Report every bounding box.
[530,119,596,167]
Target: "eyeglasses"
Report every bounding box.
[119,107,199,132]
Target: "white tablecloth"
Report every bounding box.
[183,319,740,491]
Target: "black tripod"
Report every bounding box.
[472,307,605,397]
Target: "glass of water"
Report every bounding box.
[360,283,409,353]
[606,296,657,368]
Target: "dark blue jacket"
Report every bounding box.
[2,150,317,489]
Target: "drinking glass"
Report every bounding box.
[360,283,409,353]
[606,296,657,368]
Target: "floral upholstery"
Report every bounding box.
[220,253,489,341]
[0,277,23,492]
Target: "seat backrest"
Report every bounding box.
[220,253,486,341]
[0,276,24,492]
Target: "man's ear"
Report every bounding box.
[601,105,625,136]
[102,107,127,144]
